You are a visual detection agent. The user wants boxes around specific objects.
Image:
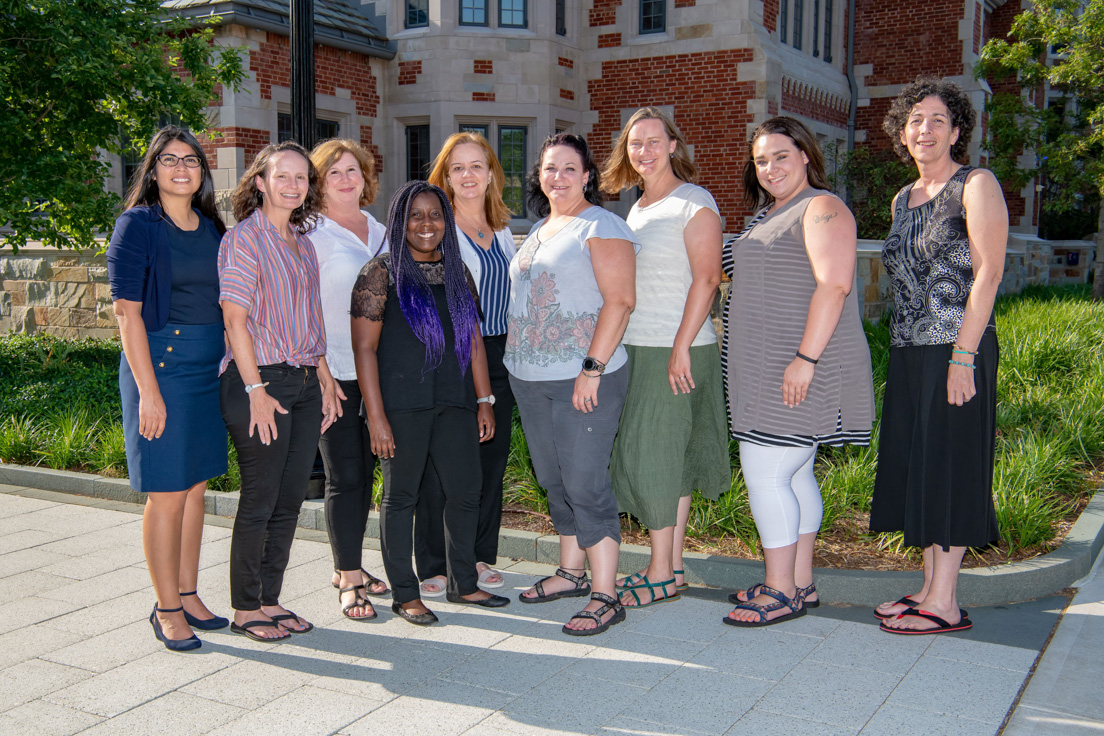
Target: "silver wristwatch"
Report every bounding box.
[476,394,496,406]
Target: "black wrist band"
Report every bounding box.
[795,351,819,365]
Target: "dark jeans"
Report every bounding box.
[415,334,515,579]
[221,361,322,611]
[319,378,376,572]
[380,405,481,604]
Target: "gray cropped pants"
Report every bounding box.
[509,365,628,549]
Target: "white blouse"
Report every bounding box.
[311,211,388,381]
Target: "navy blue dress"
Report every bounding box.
[107,207,228,492]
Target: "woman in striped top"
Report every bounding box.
[722,118,874,627]
[218,141,341,642]
[417,133,517,596]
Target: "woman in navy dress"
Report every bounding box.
[107,126,230,651]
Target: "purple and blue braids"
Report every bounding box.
[386,180,481,377]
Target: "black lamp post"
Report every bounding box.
[290,0,316,149]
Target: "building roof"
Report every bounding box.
[162,0,395,59]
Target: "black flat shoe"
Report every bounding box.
[180,591,230,630]
[150,605,201,652]
[446,592,511,608]
[391,601,438,626]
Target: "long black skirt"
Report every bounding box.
[869,329,1000,550]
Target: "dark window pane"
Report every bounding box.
[641,0,665,34]
[406,125,431,181]
[460,124,490,138]
[556,0,566,35]
[498,126,527,218]
[499,0,526,27]
[460,0,487,26]
[813,0,819,56]
[824,0,833,61]
[278,113,338,144]
[793,0,803,49]
[406,0,428,28]
[317,119,339,142]
[780,0,788,43]
[277,112,293,143]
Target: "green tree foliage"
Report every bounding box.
[0,0,244,252]
[977,0,1104,294]
[827,145,915,241]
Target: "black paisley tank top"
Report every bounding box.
[882,165,991,347]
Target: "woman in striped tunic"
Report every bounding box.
[721,117,874,626]
[415,133,517,596]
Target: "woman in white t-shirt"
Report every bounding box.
[308,139,389,621]
[601,108,730,607]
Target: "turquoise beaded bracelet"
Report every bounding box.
[948,359,976,369]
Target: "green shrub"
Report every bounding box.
[0,415,46,465]
[0,333,122,421]
[41,409,99,470]
[89,421,127,476]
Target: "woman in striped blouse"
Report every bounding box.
[722,118,874,627]
[415,133,517,596]
[219,141,341,642]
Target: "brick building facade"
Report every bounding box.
[105,0,1039,234]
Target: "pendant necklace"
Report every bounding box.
[458,209,486,240]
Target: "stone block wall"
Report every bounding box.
[0,247,117,339]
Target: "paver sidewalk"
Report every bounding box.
[0,484,1075,735]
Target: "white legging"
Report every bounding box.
[740,442,822,549]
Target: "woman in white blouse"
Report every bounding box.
[309,139,390,621]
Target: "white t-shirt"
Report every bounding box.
[505,206,639,382]
[311,211,387,380]
[622,183,719,348]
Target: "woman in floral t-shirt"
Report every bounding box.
[505,134,639,637]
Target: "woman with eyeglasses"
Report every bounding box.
[107,126,231,651]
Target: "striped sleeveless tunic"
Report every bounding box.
[721,187,874,447]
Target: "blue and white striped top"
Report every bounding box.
[469,231,511,337]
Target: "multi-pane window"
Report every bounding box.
[406,125,431,181]
[780,0,788,43]
[460,0,487,26]
[406,0,428,28]
[276,113,338,144]
[792,0,804,49]
[813,0,820,56]
[823,0,833,62]
[498,126,527,218]
[499,0,527,28]
[640,0,665,34]
[556,0,566,35]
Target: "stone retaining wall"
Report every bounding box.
[0,235,1095,339]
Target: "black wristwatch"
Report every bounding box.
[581,356,606,375]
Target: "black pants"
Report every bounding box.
[319,378,376,572]
[380,405,481,604]
[221,361,322,611]
[415,334,515,579]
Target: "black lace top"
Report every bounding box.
[351,255,480,413]
[882,165,992,347]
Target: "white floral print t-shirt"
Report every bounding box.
[504,205,639,382]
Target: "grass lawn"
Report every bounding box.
[2,284,1101,565]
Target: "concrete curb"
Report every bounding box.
[2,461,1101,606]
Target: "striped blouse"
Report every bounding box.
[217,209,326,374]
[468,231,511,337]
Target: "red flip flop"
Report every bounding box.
[880,609,972,635]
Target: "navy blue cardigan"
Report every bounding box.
[106,205,220,333]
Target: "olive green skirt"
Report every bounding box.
[610,344,731,529]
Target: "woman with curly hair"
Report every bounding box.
[871,77,1007,635]
[219,141,341,642]
[350,180,507,626]
[508,134,638,636]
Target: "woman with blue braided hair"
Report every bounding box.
[350,180,508,625]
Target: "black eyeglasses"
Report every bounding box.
[156,154,202,168]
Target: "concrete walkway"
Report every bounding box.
[0,483,1095,736]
